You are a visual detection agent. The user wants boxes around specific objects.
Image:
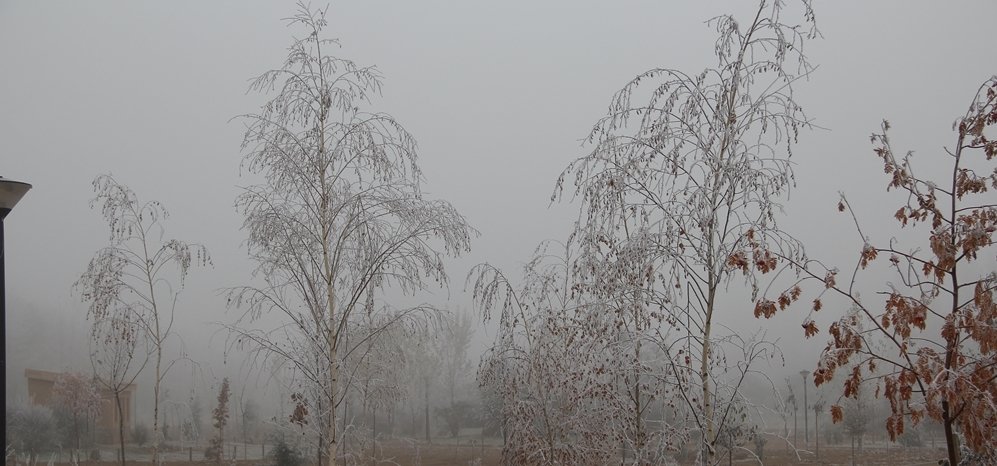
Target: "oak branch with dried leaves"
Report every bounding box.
[757,77,997,466]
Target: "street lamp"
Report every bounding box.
[800,370,810,445]
[1,177,32,449]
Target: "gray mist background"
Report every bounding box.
[2,0,995,419]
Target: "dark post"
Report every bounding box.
[800,370,810,445]
[0,177,32,455]
[1,209,6,447]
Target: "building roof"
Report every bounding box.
[24,368,137,392]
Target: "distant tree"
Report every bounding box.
[131,423,150,447]
[554,0,818,461]
[188,394,204,442]
[339,311,409,460]
[435,309,474,436]
[6,404,57,465]
[89,313,147,466]
[761,77,997,466]
[402,330,440,444]
[784,378,799,449]
[74,174,210,465]
[205,378,231,464]
[52,372,102,463]
[752,431,767,462]
[269,436,304,466]
[813,398,825,460]
[434,401,473,438]
[471,242,621,464]
[439,309,474,407]
[240,397,260,446]
[226,4,473,466]
[841,380,873,461]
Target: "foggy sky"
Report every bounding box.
[2,0,995,417]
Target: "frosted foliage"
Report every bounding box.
[473,240,784,464]
[226,3,473,466]
[74,173,209,466]
[528,0,819,462]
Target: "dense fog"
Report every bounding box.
[2,2,996,465]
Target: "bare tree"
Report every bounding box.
[841,384,872,463]
[761,76,997,466]
[784,378,798,451]
[239,396,260,450]
[472,242,625,464]
[553,1,817,462]
[226,4,473,465]
[340,308,410,461]
[435,308,474,435]
[812,397,824,460]
[74,174,210,464]
[89,313,147,466]
[401,327,440,444]
[52,372,102,464]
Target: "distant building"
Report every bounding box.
[24,368,136,442]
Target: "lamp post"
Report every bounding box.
[1,177,32,450]
[800,370,810,446]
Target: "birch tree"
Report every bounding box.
[227,4,473,465]
[554,1,817,461]
[89,314,147,466]
[74,174,210,464]
[472,243,618,465]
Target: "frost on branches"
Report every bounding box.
[761,77,997,466]
[472,241,631,465]
[551,0,817,462]
[73,174,211,465]
[473,236,783,465]
[225,4,473,466]
[52,372,102,464]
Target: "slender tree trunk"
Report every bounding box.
[424,377,431,444]
[115,392,126,466]
[143,232,163,466]
[942,133,963,466]
[850,436,855,466]
[219,422,225,465]
[942,409,958,466]
[327,343,339,466]
[793,408,798,448]
[634,335,645,457]
[701,286,717,461]
[318,428,324,466]
[317,395,325,466]
[319,82,339,466]
[73,413,80,465]
[409,399,416,435]
[153,345,162,465]
[815,413,819,460]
